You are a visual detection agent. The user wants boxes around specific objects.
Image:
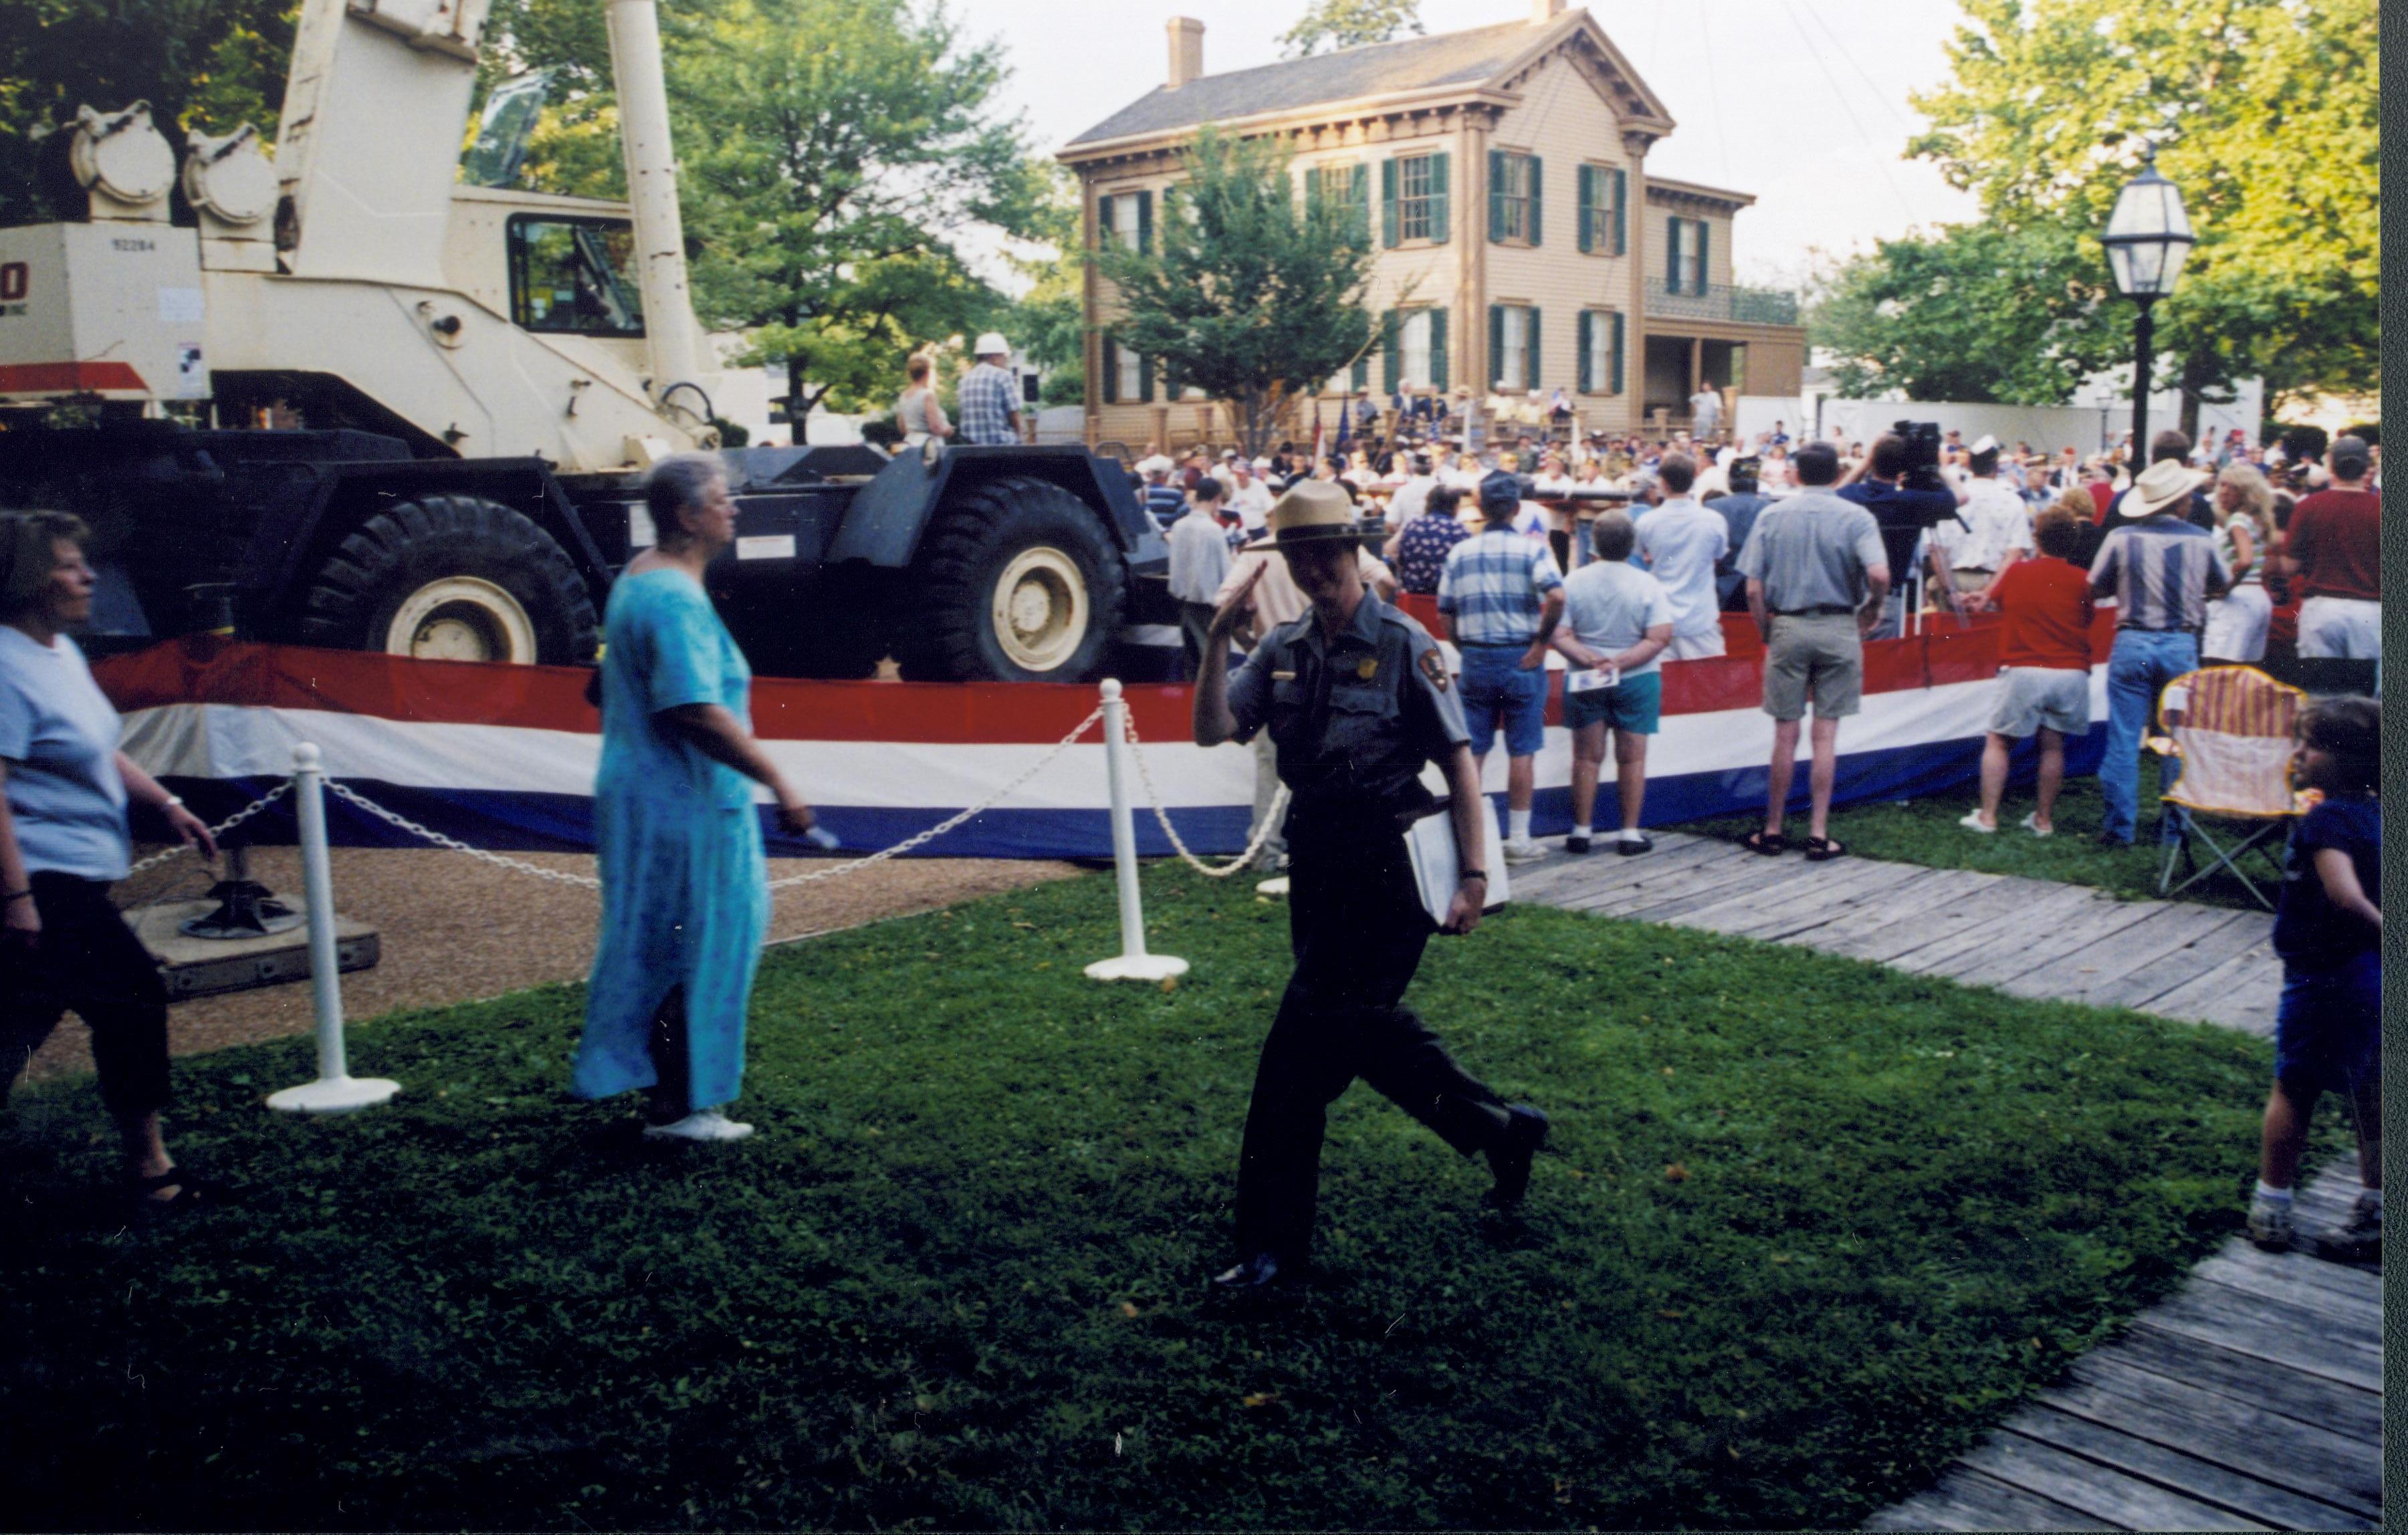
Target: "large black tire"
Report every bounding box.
[896,477,1127,683]
[300,495,600,665]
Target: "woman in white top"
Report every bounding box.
[895,354,952,448]
[0,511,219,1209]
[2202,463,2276,663]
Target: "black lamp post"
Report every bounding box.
[2101,144,2195,458]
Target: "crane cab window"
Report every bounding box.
[508,215,646,337]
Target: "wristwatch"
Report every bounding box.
[1458,869,1488,884]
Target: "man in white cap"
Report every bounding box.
[956,332,1022,446]
[2088,456,2229,847]
[1192,478,1548,1293]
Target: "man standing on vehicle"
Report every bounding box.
[1192,479,1548,1293]
[956,332,1023,447]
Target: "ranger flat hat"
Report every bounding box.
[1269,479,1359,546]
[2126,458,2206,518]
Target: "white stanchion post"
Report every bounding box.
[266,743,401,1114]
[1085,679,1189,982]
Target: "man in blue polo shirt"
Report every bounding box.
[1438,470,1565,862]
[2089,458,2231,846]
[1840,433,1964,638]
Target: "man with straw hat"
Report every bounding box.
[1191,479,1549,1294]
[2088,455,2231,846]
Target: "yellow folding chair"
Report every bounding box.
[2148,665,2308,909]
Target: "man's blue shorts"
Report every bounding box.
[2274,949,2380,1096]
[1561,670,1663,735]
[1457,643,1548,758]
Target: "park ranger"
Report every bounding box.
[1192,479,1549,1293]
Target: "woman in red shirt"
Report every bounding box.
[1960,501,2096,836]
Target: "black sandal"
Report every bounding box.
[1801,836,1846,862]
[128,1167,215,1213]
[1742,830,1787,856]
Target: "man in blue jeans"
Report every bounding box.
[2088,459,2230,846]
[1438,470,1565,862]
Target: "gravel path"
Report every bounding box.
[22,846,1080,1084]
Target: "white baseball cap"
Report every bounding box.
[974,332,1011,357]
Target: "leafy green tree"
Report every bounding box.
[1279,0,1424,58]
[0,0,295,221]
[1099,126,1387,458]
[1812,223,2128,404]
[1909,0,2378,421]
[1003,165,1086,408]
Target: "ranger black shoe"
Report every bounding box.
[1485,1105,1549,1209]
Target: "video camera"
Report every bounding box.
[1892,421,1949,495]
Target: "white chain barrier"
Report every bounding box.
[1123,715,1290,879]
[124,779,296,877]
[326,782,607,889]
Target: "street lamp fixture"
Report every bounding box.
[2101,144,2195,458]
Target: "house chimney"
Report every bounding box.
[1167,17,1204,89]
[1533,0,1567,21]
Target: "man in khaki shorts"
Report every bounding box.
[1735,441,1890,860]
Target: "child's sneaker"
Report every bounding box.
[2246,1191,2294,1249]
[2314,1192,2381,1264]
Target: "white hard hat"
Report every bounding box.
[974,332,1011,357]
[1135,454,1176,475]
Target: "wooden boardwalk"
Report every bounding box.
[1505,832,2282,1033]
[1503,833,2379,1529]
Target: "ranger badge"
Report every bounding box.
[1418,649,1450,691]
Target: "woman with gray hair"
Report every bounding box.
[2203,462,2276,663]
[0,510,219,1207]
[570,455,820,1142]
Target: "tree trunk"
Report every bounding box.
[787,356,809,434]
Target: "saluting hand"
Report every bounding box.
[1208,563,1267,642]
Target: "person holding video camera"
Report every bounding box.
[1835,429,1966,636]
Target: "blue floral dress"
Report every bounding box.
[572,568,768,1111]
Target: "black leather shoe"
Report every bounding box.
[1210,1252,1285,1292]
[1485,1105,1549,1208]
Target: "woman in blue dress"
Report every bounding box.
[573,455,820,1143]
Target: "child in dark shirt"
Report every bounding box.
[2248,697,2381,1260]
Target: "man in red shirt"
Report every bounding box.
[2277,435,2381,659]
[1960,505,2096,836]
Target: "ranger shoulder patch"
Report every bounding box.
[1418,648,1450,692]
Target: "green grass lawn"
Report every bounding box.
[1,866,2308,1530]
[1682,756,2278,911]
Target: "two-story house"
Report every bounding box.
[1057,0,1806,451]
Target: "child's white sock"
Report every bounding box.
[1571,823,1592,840]
[1620,827,1646,842]
[1510,808,1532,842]
[2254,1181,2294,1203]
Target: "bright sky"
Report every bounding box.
[982,0,1981,287]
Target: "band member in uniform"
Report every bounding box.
[1192,479,1549,1293]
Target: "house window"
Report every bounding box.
[1101,189,1153,254]
[1580,309,1624,396]
[1397,155,1437,242]
[1669,217,1710,295]
[1310,162,1370,241]
[1497,306,1532,388]
[1400,310,1433,388]
[1577,164,1628,256]
[1116,341,1144,402]
[1494,152,1539,244]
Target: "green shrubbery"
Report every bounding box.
[2,868,2294,1528]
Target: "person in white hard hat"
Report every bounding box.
[956,332,1023,446]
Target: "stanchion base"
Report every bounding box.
[1084,953,1190,982]
[265,1076,401,1114]
[1255,876,1291,897]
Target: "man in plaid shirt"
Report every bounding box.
[1438,469,1565,862]
[955,332,1023,446]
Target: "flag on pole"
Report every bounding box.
[1310,404,1325,466]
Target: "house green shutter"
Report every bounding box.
[1136,191,1153,256]
[1613,169,1628,255]
[1101,336,1118,404]
[1380,158,1399,249]
[1577,164,1595,254]
[1668,219,1682,293]
[1165,357,1183,398]
[1350,162,1371,242]
[1488,149,1507,243]
[1428,307,1448,392]
[1527,156,1543,246]
[1096,195,1113,251]
[1382,311,1401,394]
[1488,306,1504,390]
[1136,350,1154,402]
[1696,219,1709,293]
[1577,311,1594,393]
[1610,311,1625,394]
[1525,307,1541,390]
[1351,350,1369,391]
[1428,152,1450,243]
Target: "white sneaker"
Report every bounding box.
[2019,812,2054,838]
[1502,838,1547,864]
[643,1108,755,1143]
[1957,810,1996,834]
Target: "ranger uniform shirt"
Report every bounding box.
[1226,591,1469,815]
